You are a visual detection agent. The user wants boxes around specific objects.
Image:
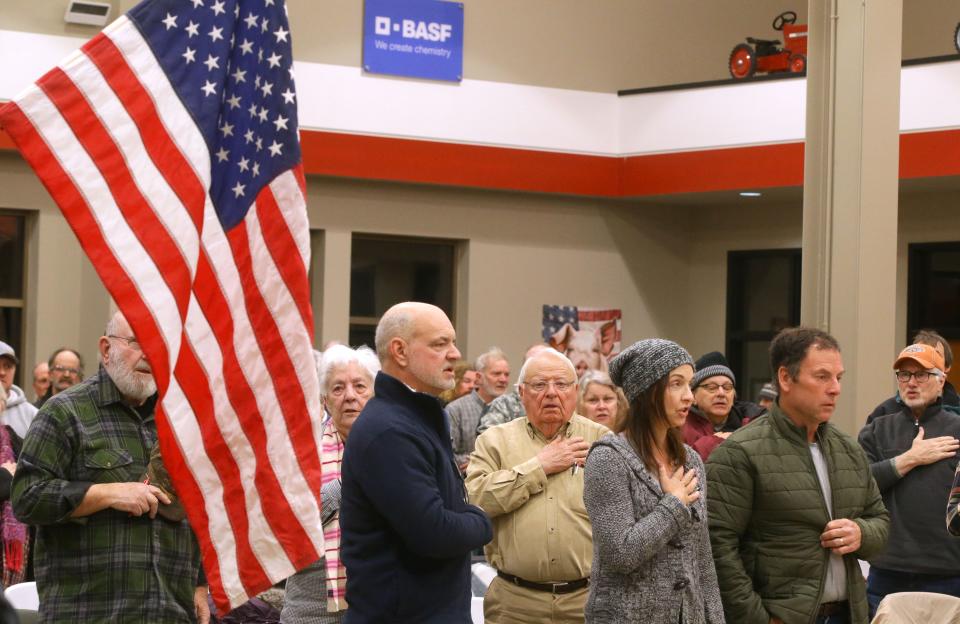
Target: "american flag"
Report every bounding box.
[0,0,323,612]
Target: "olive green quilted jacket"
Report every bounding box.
[706,405,889,624]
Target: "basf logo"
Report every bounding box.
[373,16,454,43]
[363,0,464,82]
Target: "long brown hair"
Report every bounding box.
[616,376,687,472]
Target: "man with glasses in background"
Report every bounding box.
[34,347,84,409]
[467,348,609,624]
[13,311,208,623]
[683,351,766,460]
[858,343,960,618]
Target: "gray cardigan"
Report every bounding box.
[583,434,724,624]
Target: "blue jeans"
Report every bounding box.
[867,567,960,619]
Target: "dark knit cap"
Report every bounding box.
[692,351,736,390]
[609,339,694,405]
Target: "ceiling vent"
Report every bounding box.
[64,1,112,27]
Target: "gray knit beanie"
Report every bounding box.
[609,339,694,405]
[691,351,736,390]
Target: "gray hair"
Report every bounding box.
[374,307,415,362]
[577,370,617,403]
[475,347,508,373]
[517,347,577,385]
[317,344,380,397]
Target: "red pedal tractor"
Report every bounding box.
[729,11,808,79]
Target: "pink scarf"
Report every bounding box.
[321,420,346,612]
[0,426,28,587]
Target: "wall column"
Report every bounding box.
[802,0,902,433]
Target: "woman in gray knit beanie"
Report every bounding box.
[582,339,725,623]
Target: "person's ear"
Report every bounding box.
[776,366,791,393]
[98,336,112,364]
[389,338,408,368]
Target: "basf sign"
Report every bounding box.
[363,0,464,82]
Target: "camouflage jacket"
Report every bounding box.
[476,390,525,434]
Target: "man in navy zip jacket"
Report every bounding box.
[341,302,493,623]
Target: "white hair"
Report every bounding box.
[317,344,380,396]
[517,347,577,385]
[475,347,508,372]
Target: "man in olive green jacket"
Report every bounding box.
[707,327,889,624]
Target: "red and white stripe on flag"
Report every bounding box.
[0,10,324,614]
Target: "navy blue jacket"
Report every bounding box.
[341,372,493,623]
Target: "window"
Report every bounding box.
[908,242,960,388]
[726,249,802,402]
[349,234,457,348]
[0,212,27,387]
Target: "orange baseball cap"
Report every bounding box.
[893,343,945,372]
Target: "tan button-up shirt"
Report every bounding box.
[466,414,610,583]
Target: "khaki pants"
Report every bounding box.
[483,576,587,624]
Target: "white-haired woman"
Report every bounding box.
[577,370,629,431]
[281,345,380,624]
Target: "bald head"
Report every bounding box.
[519,348,577,385]
[525,343,549,362]
[375,302,462,396]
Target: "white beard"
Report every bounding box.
[106,357,157,403]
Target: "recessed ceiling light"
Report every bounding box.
[739,191,762,197]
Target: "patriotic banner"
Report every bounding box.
[543,305,622,375]
[0,0,323,613]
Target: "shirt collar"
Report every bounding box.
[525,416,573,442]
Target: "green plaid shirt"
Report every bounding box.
[12,369,202,623]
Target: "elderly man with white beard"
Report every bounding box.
[12,311,208,624]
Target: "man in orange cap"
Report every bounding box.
[858,343,960,618]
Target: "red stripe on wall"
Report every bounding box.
[900,129,960,179]
[621,143,806,196]
[5,127,960,196]
[300,131,622,196]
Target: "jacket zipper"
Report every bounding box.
[807,429,832,624]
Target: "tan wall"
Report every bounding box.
[305,177,693,378]
[682,199,803,358]
[2,1,954,92]
[0,153,110,384]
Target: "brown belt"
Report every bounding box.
[496,571,589,594]
[817,601,848,617]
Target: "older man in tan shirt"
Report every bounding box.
[467,348,610,624]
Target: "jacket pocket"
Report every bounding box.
[83,447,135,482]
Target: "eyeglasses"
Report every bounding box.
[108,335,142,352]
[700,382,734,394]
[524,379,575,393]
[51,365,82,376]
[895,370,938,383]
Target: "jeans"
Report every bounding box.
[867,567,960,620]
